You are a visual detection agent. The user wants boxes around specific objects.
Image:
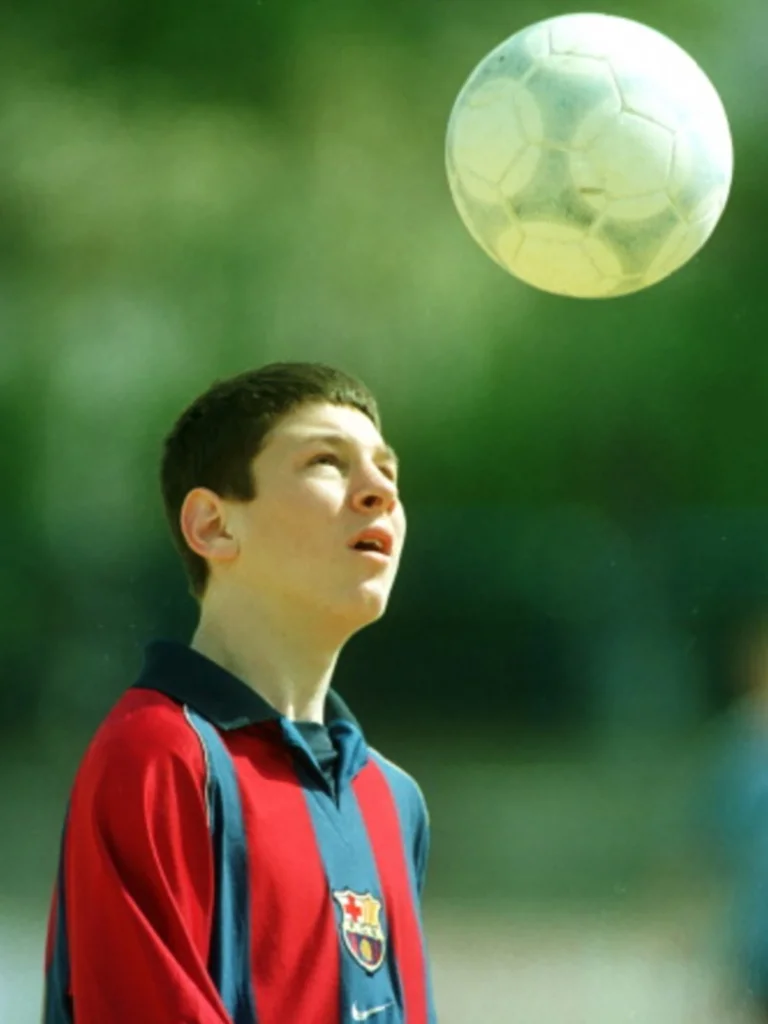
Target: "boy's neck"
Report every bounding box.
[190,587,344,723]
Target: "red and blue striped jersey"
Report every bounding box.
[42,641,437,1024]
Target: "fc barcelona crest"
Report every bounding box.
[332,889,387,973]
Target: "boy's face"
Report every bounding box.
[219,401,405,631]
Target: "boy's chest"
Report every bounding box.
[230,738,415,1020]
[234,743,404,924]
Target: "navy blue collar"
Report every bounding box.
[134,640,362,733]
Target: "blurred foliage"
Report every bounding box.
[1,0,768,742]
[3,8,768,1020]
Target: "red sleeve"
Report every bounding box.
[55,692,234,1024]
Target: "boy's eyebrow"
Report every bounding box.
[300,432,399,468]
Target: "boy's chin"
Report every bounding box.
[338,585,390,631]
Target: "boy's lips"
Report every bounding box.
[347,526,394,557]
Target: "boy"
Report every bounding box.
[43,362,436,1024]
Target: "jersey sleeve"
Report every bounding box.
[45,696,235,1024]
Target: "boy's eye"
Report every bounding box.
[309,452,397,483]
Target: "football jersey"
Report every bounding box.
[43,640,437,1024]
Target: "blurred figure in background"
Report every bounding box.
[703,610,768,1022]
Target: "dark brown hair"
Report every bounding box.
[160,362,381,598]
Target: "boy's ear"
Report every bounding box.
[180,488,239,564]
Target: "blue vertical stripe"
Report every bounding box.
[184,708,258,1024]
[42,812,74,1024]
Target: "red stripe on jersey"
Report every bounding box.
[353,760,428,1024]
[56,690,226,1023]
[226,727,341,1024]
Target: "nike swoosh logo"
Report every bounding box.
[351,1001,393,1021]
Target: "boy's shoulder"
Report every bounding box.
[77,686,205,786]
[368,747,430,825]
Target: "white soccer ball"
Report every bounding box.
[445,13,734,299]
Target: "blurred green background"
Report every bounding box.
[2,0,768,1020]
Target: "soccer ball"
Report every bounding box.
[445,13,734,299]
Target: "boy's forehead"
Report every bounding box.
[271,402,385,447]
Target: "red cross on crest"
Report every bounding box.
[344,895,362,921]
